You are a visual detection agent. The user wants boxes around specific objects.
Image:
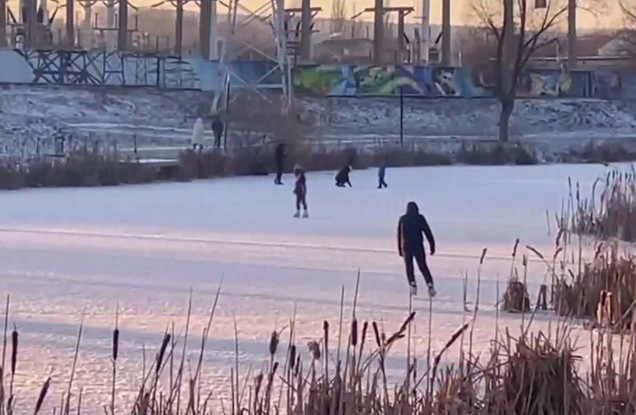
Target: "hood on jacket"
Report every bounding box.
[406,201,419,215]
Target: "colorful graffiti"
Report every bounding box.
[3,48,636,99]
[292,65,486,97]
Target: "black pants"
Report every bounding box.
[295,193,307,210]
[275,161,283,184]
[214,132,222,149]
[404,249,433,287]
[378,177,387,188]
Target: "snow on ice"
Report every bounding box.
[0,163,623,413]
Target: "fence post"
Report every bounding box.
[399,87,404,146]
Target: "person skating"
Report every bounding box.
[274,143,287,185]
[378,158,388,189]
[211,115,224,149]
[397,201,436,297]
[335,165,353,187]
[191,117,205,152]
[293,164,308,218]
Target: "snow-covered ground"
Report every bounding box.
[0,163,622,413]
[2,85,636,160]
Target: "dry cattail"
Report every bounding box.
[112,328,120,361]
[156,333,171,374]
[372,322,382,348]
[360,321,368,349]
[322,320,329,346]
[350,319,358,347]
[33,377,51,415]
[268,331,279,356]
[479,248,487,265]
[289,345,297,370]
[512,238,520,258]
[11,325,18,375]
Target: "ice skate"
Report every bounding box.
[302,210,309,218]
[427,283,436,298]
[409,282,417,296]
[293,210,300,218]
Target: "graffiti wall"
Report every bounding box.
[292,65,600,98]
[292,65,486,97]
[2,47,636,99]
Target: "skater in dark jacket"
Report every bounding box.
[397,201,436,297]
[274,143,286,185]
[378,158,388,189]
[293,164,308,218]
[335,165,353,187]
[211,115,224,149]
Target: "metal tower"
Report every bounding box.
[211,0,293,114]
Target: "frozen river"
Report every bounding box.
[0,163,619,413]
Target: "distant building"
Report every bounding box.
[313,38,374,63]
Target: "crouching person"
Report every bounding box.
[335,165,353,187]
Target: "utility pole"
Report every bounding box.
[175,0,183,55]
[567,0,576,69]
[199,0,211,58]
[210,0,218,59]
[66,0,75,47]
[441,0,450,65]
[117,0,127,50]
[373,0,383,64]
[299,0,311,60]
[420,0,429,63]
[0,0,5,47]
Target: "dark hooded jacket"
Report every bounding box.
[397,202,435,255]
[275,143,286,163]
[335,165,352,185]
[294,166,307,196]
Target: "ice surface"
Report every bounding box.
[0,163,625,413]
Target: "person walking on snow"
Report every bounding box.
[397,201,436,297]
[293,164,308,218]
[378,158,388,189]
[274,142,287,185]
[191,117,205,152]
[335,165,353,187]
[211,115,224,149]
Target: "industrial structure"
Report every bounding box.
[0,0,586,109]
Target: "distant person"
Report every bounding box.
[397,201,436,297]
[191,117,205,152]
[274,142,287,185]
[335,165,352,187]
[293,164,308,218]
[212,115,224,149]
[378,157,388,189]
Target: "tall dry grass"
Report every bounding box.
[568,167,636,242]
[1,259,636,415]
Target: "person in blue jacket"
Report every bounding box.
[378,158,388,189]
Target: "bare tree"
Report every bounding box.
[331,0,347,35]
[619,1,636,57]
[350,2,363,38]
[473,0,567,142]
